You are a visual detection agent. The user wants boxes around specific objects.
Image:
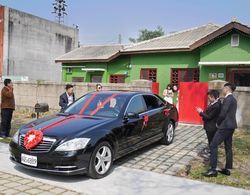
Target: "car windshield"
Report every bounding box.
[63,92,128,118]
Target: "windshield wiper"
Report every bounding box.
[56,113,71,116]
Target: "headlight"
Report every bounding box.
[55,138,90,151]
[12,130,19,144]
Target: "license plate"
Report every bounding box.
[21,153,37,167]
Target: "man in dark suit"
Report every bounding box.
[59,84,75,111]
[203,83,237,177]
[197,90,221,145]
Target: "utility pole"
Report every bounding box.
[52,0,67,24]
[118,34,122,44]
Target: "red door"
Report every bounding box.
[179,82,208,124]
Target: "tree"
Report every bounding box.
[129,26,165,43]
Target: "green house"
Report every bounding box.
[55,21,250,95]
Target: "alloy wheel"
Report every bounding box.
[166,123,174,142]
[94,146,112,175]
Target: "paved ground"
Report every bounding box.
[0,124,249,195]
[116,124,207,175]
[0,171,82,195]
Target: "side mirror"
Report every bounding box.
[127,112,139,119]
[123,112,139,122]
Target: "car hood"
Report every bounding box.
[19,114,115,138]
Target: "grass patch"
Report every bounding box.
[0,108,55,144]
[0,137,12,144]
[177,129,250,189]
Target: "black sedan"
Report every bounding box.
[9,91,178,178]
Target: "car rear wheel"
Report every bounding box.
[88,141,113,179]
[162,121,175,145]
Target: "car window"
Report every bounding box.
[143,95,164,111]
[126,95,146,114]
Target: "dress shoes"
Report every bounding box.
[202,169,218,177]
[218,169,231,176]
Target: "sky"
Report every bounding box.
[0,0,249,45]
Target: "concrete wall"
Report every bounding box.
[209,80,250,129]
[2,6,79,81]
[0,80,152,111]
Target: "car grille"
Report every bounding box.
[19,135,56,153]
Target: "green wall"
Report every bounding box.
[130,51,200,96]
[200,31,250,62]
[199,66,227,82]
[199,31,250,82]
[62,51,201,96]
[62,63,108,82]
[107,56,131,82]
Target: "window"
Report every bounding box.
[171,68,199,87]
[91,75,102,83]
[64,93,127,118]
[231,34,239,47]
[143,95,164,110]
[227,68,250,86]
[66,67,72,74]
[140,69,157,82]
[72,77,84,82]
[110,75,125,83]
[126,95,147,114]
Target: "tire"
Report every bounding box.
[162,121,175,145]
[88,141,113,179]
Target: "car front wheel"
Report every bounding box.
[88,141,113,179]
[162,121,175,145]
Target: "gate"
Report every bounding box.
[178,82,208,124]
[151,82,159,95]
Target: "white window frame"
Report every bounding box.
[231,34,239,47]
[66,67,72,74]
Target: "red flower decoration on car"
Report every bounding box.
[164,109,170,116]
[143,115,149,127]
[24,129,43,150]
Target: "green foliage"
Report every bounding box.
[129,26,165,43]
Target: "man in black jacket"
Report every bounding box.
[197,90,221,145]
[59,84,75,111]
[203,83,237,177]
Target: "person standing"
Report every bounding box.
[203,83,237,177]
[163,84,174,104]
[95,83,102,92]
[196,90,221,146]
[0,79,15,138]
[59,84,75,111]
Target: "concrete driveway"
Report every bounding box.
[0,142,249,195]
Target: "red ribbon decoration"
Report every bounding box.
[23,92,123,150]
[79,93,97,114]
[164,109,170,116]
[143,115,149,127]
[90,93,122,116]
[23,115,82,150]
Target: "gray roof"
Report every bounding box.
[55,45,123,62]
[56,23,221,63]
[123,23,220,52]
